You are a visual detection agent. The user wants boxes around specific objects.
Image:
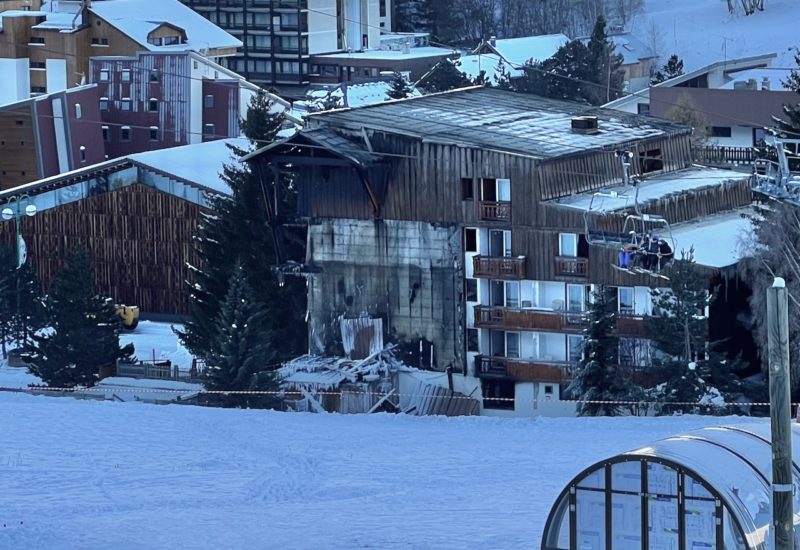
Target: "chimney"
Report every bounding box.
[762,76,771,91]
[746,78,757,90]
[571,115,599,134]
[489,36,497,47]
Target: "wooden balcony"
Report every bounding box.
[479,200,512,222]
[555,256,589,278]
[615,313,648,338]
[473,305,583,333]
[475,355,574,383]
[472,255,526,280]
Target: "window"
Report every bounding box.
[567,284,587,313]
[14,120,22,126]
[465,278,478,302]
[505,281,520,308]
[28,36,44,45]
[147,36,161,46]
[121,69,131,82]
[708,126,732,138]
[100,38,108,45]
[639,148,663,174]
[149,126,159,141]
[99,69,109,82]
[74,103,81,119]
[619,338,650,367]
[120,126,131,141]
[203,123,215,137]
[482,379,514,410]
[467,328,479,353]
[559,233,577,257]
[379,0,386,17]
[461,177,474,200]
[149,70,159,83]
[637,103,650,116]
[204,94,214,109]
[464,228,477,252]
[753,127,767,146]
[148,98,158,112]
[505,332,520,358]
[163,35,180,46]
[99,97,108,110]
[30,86,45,94]
[102,125,109,141]
[618,287,634,315]
[79,146,86,163]
[30,61,45,69]
[120,98,131,111]
[568,335,584,363]
[280,12,299,28]
[488,229,511,257]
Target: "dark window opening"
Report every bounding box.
[482,379,514,410]
[203,123,215,137]
[639,148,663,174]
[149,127,159,141]
[465,278,478,302]
[708,126,732,138]
[148,99,158,111]
[102,126,109,141]
[637,103,650,116]
[480,177,497,201]
[467,328,479,353]
[149,70,159,83]
[464,227,477,252]
[461,177,474,200]
[120,127,131,141]
[204,94,214,109]
[15,120,23,126]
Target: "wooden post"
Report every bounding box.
[767,277,794,549]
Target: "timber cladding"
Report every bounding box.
[0,184,200,314]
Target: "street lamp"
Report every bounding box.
[2,195,37,344]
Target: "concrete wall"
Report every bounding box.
[0,58,29,105]
[308,0,338,54]
[307,218,464,371]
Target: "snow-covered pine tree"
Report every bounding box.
[177,90,307,365]
[203,265,281,409]
[513,40,591,102]
[646,249,741,414]
[418,57,473,93]
[650,54,685,85]
[567,286,636,416]
[26,246,134,388]
[585,15,625,105]
[387,71,414,100]
[0,244,46,359]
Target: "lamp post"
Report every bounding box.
[1,195,37,343]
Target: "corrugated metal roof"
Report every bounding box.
[309,88,690,160]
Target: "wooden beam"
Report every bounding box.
[356,167,381,219]
[267,155,358,167]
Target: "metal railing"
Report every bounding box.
[693,145,757,166]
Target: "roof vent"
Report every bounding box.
[571,115,599,135]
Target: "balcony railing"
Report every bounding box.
[472,255,526,279]
[475,355,575,383]
[479,200,511,221]
[473,305,583,333]
[555,256,589,278]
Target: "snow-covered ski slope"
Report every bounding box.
[0,392,762,549]
[636,0,800,71]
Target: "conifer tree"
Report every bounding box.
[178,89,307,365]
[567,286,636,416]
[418,58,473,93]
[203,265,281,409]
[26,246,134,387]
[650,54,685,85]
[513,40,592,103]
[0,244,46,358]
[776,49,800,136]
[387,71,414,100]
[585,15,625,104]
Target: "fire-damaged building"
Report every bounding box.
[244,87,756,416]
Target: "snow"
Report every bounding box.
[97,377,201,391]
[719,67,793,90]
[119,320,195,370]
[774,277,787,288]
[314,46,454,61]
[128,138,249,195]
[552,167,748,211]
[457,53,516,84]
[86,0,241,52]
[670,209,754,268]
[0,390,762,549]
[635,0,800,71]
[483,34,570,67]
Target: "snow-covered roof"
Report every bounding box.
[457,53,518,85]
[88,0,241,53]
[313,46,454,61]
[475,34,569,67]
[281,349,413,391]
[296,80,422,112]
[719,67,792,90]
[608,33,656,64]
[671,209,753,268]
[129,138,249,194]
[551,167,748,212]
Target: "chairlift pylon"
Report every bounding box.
[751,131,800,205]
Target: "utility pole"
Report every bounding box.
[767,277,794,549]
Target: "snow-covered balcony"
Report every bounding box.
[472,255,526,279]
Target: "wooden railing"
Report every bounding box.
[479,200,512,221]
[472,255,526,279]
[555,256,589,277]
[692,145,757,166]
[474,304,648,337]
[475,355,575,382]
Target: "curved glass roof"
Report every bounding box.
[542,423,800,550]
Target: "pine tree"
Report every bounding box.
[177,89,307,365]
[387,72,414,100]
[26,246,134,388]
[567,286,637,416]
[513,40,592,103]
[203,265,281,409]
[393,0,432,34]
[585,15,625,105]
[0,244,45,358]
[418,57,473,94]
[650,54,685,85]
[777,49,800,136]
[646,250,741,414]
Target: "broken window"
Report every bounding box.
[464,278,478,302]
[639,148,663,174]
[467,328,479,352]
[464,227,477,252]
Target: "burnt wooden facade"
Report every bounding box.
[0,184,202,314]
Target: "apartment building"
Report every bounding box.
[0,0,240,104]
[244,87,755,417]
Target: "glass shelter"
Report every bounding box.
[541,423,800,550]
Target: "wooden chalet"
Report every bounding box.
[0,139,244,315]
[244,87,754,416]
